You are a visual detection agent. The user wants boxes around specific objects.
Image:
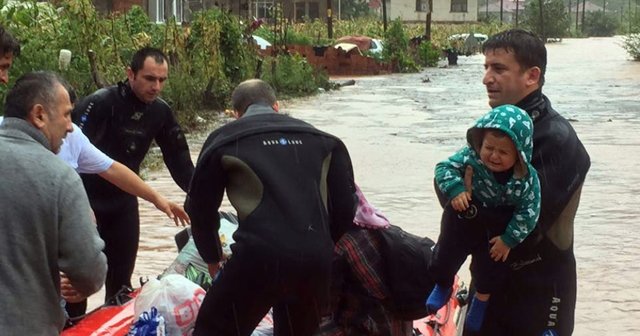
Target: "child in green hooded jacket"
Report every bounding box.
[426,104,541,331]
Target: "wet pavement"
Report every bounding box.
[96,36,640,335]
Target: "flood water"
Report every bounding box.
[119,37,640,335]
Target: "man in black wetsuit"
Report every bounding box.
[71,47,194,315]
[186,79,357,336]
[0,25,19,85]
[458,29,591,335]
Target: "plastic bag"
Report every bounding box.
[134,274,206,336]
[163,238,209,276]
[128,307,166,336]
[353,185,390,230]
[252,308,274,336]
[163,216,238,277]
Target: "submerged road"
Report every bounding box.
[100,36,640,335]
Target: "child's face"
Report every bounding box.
[479,131,518,173]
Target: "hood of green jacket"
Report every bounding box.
[467,104,534,177]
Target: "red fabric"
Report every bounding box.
[62,290,139,336]
[335,36,374,51]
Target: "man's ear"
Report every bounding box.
[126,67,134,81]
[525,66,541,87]
[233,110,241,119]
[272,101,280,113]
[27,104,47,130]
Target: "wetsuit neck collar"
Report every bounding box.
[118,80,149,107]
[516,88,546,121]
[242,104,276,118]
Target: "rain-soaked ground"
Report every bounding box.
[92,36,640,335]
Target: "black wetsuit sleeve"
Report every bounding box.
[326,141,357,242]
[185,145,226,264]
[531,114,590,231]
[155,110,194,192]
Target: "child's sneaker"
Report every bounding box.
[426,284,451,313]
[465,296,489,331]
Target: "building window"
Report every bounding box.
[450,0,467,12]
[295,1,306,21]
[416,0,429,12]
[149,0,183,23]
[172,0,183,22]
[294,1,320,21]
[307,1,319,20]
[254,0,275,19]
[149,0,164,23]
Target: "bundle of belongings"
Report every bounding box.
[64,188,466,336]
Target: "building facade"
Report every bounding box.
[478,0,526,23]
[92,0,328,23]
[384,0,478,23]
[93,0,478,24]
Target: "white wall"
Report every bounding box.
[387,0,478,23]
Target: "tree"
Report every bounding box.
[333,0,372,19]
[583,11,620,36]
[522,0,571,40]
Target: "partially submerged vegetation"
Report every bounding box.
[1,0,639,130]
[0,0,331,128]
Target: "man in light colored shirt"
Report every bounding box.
[0,117,189,225]
[59,123,114,173]
[0,71,107,335]
[1,26,188,225]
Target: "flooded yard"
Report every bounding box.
[127,36,640,335]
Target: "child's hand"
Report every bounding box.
[451,191,472,212]
[489,236,511,262]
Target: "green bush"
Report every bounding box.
[583,11,619,37]
[0,1,329,126]
[622,34,640,61]
[382,19,419,73]
[261,54,329,97]
[416,41,441,67]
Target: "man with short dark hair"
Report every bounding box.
[0,32,189,228]
[461,29,591,335]
[187,79,357,336]
[72,47,194,310]
[0,25,20,85]
[0,71,107,334]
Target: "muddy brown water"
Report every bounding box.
[90,37,639,335]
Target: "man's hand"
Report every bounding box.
[489,236,511,262]
[154,197,190,226]
[60,272,86,303]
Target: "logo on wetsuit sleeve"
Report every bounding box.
[545,296,561,330]
[262,137,303,146]
[78,102,94,129]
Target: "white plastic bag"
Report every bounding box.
[163,217,238,276]
[134,274,206,336]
